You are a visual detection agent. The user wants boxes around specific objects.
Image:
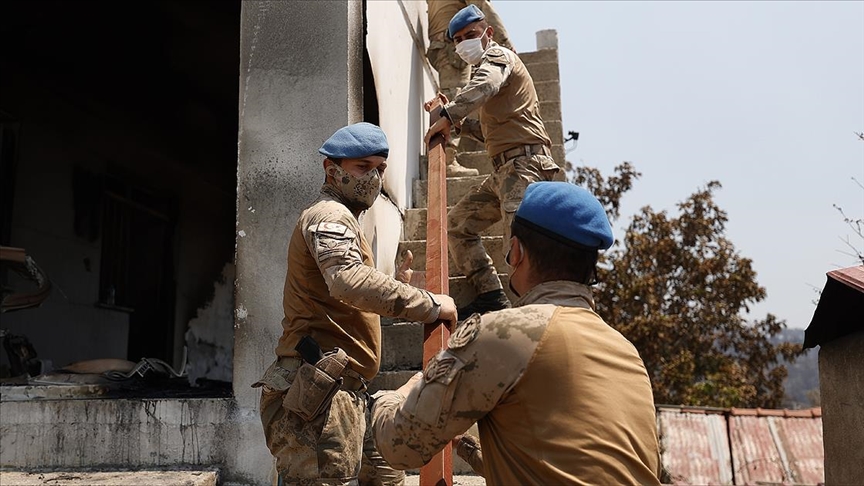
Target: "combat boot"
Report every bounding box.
[457,289,511,321]
[444,145,479,177]
[446,160,479,177]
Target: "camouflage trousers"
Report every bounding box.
[259,364,404,486]
[448,153,564,295]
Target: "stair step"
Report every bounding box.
[533,80,561,103]
[368,370,418,394]
[419,141,566,184]
[450,273,516,307]
[539,100,562,124]
[413,175,486,208]
[398,236,506,275]
[380,322,423,371]
[390,272,514,310]
[519,49,558,65]
[524,61,559,83]
[403,207,503,241]
[419,151,494,179]
[452,142,566,172]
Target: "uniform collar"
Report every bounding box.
[320,183,343,202]
[483,39,499,55]
[320,184,363,215]
[513,280,596,310]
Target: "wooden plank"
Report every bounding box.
[420,95,453,486]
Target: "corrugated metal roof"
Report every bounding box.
[658,406,824,485]
[659,407,732,484]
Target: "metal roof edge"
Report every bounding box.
[826,265,864,293]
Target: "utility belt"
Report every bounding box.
[491,144,551,171]
[253,336,367,422]
[274,356,368,393]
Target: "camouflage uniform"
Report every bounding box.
[426,0,514,169]
[255,184,444,485]
[441,42,563,296]
[371,281,662,485]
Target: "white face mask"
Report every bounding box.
[455,36,485,65]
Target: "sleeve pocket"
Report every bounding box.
[403,352,466,427]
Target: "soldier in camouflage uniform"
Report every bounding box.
[371,182,662,485]
[425,5,564,319]
[425,0,514,177]
[253,123,457,486]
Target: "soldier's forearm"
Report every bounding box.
[370,392,428,470]
[329,263,439,323]
[444,62,507,121]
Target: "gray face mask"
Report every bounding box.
[328,163,382,210]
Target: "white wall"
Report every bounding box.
[363,0,436,274]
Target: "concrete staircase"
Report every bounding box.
[372,30,566,395]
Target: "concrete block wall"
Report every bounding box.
[523,30,566,166]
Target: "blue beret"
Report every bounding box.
[515,182,614,250]
[448,4,485,39]
[319,122,389,159]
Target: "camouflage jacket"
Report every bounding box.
[275,184,442,381]
[442,41,551,158]
[372,280,662,485]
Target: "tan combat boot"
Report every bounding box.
[447,160,479,177]
[445,146,479,177]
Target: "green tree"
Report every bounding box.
[572,164,798,408]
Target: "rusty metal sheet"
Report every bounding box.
[659,407,824,485]
[767,415,825,484]
[730,414,787,483]
[658,407,733,484]
[729,410,824,485]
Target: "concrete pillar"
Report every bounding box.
[536,29,558,50]
[229,1,363,483]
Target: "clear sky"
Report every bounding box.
[494,0,864,329]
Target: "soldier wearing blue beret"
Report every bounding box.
[373,182,662,485]
[254,122,457,485]
[425,1,514,177]
[425,3,565,320]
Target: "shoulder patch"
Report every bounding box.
[448,313,481,349]
[424,355,456,384]
[484,47,510,66]
[422,352,465,385]
[314,222,350,236]
[309,221,358,264]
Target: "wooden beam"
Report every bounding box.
[420,95,453,486]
